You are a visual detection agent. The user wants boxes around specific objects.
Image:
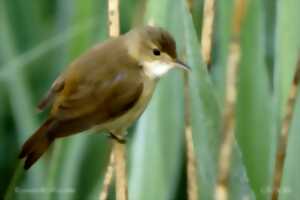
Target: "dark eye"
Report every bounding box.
[152,49,161,56]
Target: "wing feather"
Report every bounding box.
[37,75,65,111]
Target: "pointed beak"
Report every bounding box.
[175,59,191,72]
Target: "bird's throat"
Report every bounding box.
[142,61,173,79]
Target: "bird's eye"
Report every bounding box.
[152,49,161,56]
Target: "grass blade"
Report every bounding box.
[274,0,300,121]
[235,1,275,199]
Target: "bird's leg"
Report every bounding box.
[108,132,126,144]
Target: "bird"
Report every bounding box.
[19,26,190,170]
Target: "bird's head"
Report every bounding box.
[125,26,190,79]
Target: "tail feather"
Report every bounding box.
[19,118,55,169]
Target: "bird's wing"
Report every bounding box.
[37,75,65,111]
[48,70,143,137]
[52,68,143,121]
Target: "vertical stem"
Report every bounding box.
[99,151,115,200]
[271,59,300,200]
[201,0,215,66]
[183,72,198,200]
[113,141,127,200]
[107,1,127,200]
[214,41,240,200]
[185,1,200,199]
[214,0,245,199]
[108,0,120,37]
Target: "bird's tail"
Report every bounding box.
[19,118,55,169]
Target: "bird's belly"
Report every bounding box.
[96,80,156,134]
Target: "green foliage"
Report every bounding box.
[236,1,274,199]
[1,0,300,199]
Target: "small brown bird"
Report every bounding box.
[19,26,189,169]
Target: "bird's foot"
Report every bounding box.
[107,132,126,144]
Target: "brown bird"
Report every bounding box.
[19,26,189,169]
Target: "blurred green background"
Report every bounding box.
[1,0,300,200]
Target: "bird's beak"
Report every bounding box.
[175,59,191,72]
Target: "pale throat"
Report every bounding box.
[142,60,173,79]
